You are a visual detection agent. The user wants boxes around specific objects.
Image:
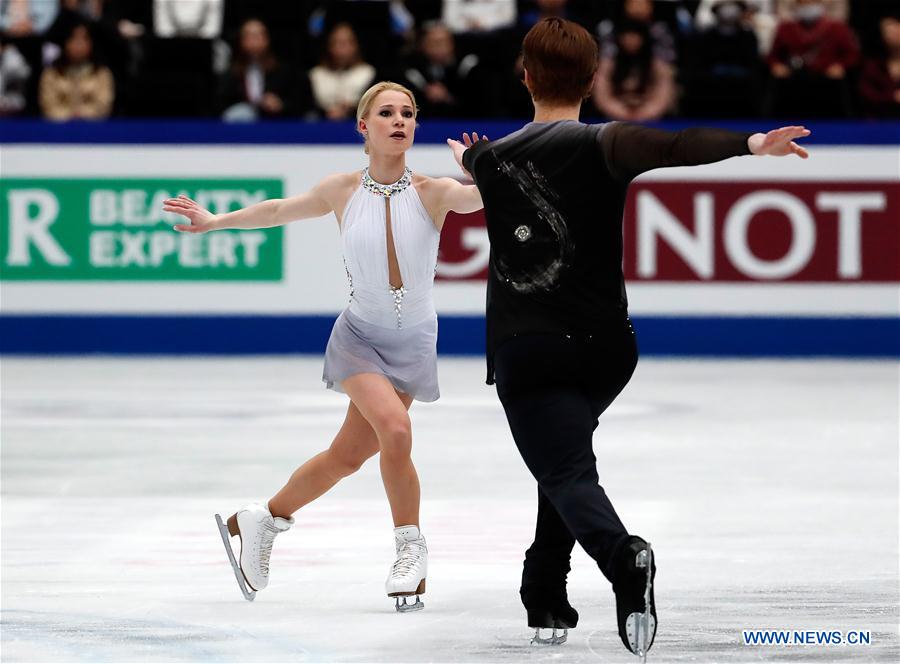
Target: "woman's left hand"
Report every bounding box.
[748,126,811,159]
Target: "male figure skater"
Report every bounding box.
[448,16,810,658]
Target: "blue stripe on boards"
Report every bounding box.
[1,315,897,357]
[2,120,897,146]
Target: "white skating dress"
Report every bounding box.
[323,167,441,402]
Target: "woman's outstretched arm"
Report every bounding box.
[163,172,352,233]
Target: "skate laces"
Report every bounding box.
[257,519,281,575]
[391,539,426,577]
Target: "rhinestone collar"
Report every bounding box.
[361,167,412,198]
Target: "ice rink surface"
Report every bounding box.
[2,357,898,663]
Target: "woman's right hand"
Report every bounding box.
[447,131,488,178]
[163,194,220,233]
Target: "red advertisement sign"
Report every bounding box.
[436,181,899,283]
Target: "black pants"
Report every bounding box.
[494,320,638,585]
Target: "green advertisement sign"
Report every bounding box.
[0,178,283,281]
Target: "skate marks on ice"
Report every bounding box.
[615,583,900,663]
[0,609,311,662]
[2,357,898,662]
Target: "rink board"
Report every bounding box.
[1,122,897,356]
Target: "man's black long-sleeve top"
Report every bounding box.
[462,120,753,383]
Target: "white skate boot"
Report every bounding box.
[385,525,427,612]
[214,503,293,601]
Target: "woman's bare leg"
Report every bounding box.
[342,373,420,526]
[267,393,413,519]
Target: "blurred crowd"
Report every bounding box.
[0,0,898,122]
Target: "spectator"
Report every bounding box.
[442,0,516,34]
[309,21,375,120]
[39,22,114,120]
[648,0,698,40]
[401,20,483,117]
[859,14,900,118]
[695,0,778,54]
[0,0,59,37]
[101,0,149,44]
[768,0,860,117]
[441,0,518,68]
[220,18,309,120]
[1,0,60,96]
[306,1,408,74]
[153,0,223,38]
[850,0,900,58]
[684,0,762,117]
[592,19,675,121]
[99,0,149,75]
[48,1,129,79]
[597,0,677,65]
[0,36,30,115]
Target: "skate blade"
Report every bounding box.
[214,513,256,602]
[530,627,568,646]
[626,542,656,661]
[394,595,424,613]
[626,612,656,660]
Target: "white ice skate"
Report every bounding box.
[385,525,427,612]
[214,503,293,601]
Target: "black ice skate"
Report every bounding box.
[522,584,579,646]
[612,536,657,661]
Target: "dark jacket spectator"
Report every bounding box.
[219,18,310,120]
[695,0,777,54]
[597,0,677,65]
[401,21,483,117]
[39,22,114,120]
[593,19,675,121]
[683,0,763,117]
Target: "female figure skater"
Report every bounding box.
[448,17,809,656]
[164,81,482,611]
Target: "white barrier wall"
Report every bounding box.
[2,144,898,320]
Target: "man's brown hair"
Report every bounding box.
[522,17,599,105]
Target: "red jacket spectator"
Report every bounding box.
[768,4,859,78]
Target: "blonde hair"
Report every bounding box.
[356,81,419,154]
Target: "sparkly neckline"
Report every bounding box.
[361,167,412,198]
